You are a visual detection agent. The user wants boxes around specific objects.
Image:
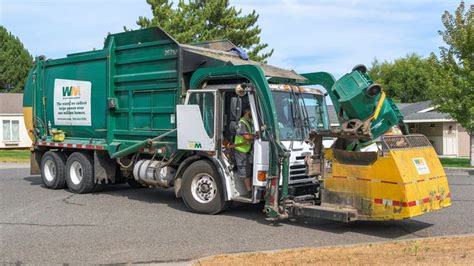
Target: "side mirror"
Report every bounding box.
[235,84,247,97]
[230,97,242,121]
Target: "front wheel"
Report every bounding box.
[181,160,227,214]
[65,152,95,194]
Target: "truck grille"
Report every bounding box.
[289,161,316,184]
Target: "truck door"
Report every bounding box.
[177,90,216,151]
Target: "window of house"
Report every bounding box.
[2,120,20,141]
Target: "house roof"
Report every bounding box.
[0,93,23,114]
[327,100,453,126]
[397,100,452,122]
[397,101,431,116]
[403,111,451,122]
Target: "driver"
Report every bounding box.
[234,106,255,197]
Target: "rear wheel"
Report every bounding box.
[40,151,67,189]
[65,152,95,194]
[181,160,227,214]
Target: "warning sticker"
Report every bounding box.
[413,158,430,175]
[53,79,91,126]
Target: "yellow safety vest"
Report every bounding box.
[234,117,254,153]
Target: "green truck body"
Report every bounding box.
[24,28,182,154]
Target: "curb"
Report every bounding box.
[444,167,474,171]
[0,162,30,169]
[444,167,474,175]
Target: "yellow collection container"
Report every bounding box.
[323,135,451,221]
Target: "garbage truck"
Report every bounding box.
[23,27,451,221]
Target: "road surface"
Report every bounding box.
[1,164,472,264]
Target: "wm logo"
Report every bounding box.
[62,86,81,96]
[188,141,202,149]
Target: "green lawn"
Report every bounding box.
[0,149,471,168]
[0,149,30,162]
[440,157,472,168]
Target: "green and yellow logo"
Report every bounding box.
[188,141,202,149]
[62,86,81,97]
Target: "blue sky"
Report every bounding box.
[0,0,463,78]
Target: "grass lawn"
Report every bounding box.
[0,149,30,162]
[1,149,471,168]
[440,157,472,168]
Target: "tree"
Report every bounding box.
[368,54,442,103]
[429,1,474,165]
[0,26,33,92]
[133,0,273,62]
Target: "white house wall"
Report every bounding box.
[457,125,470,157]
[442,122,458,156]
[414,122,444,155]
[0,114,32,149]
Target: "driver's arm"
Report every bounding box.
[242,133,255,140]
[237,121,255,141]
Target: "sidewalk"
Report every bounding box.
[444,167,474,176]
[0,162,29,169]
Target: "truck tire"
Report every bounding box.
[181,160,227,214]
[65,152,96,194]
[40,151,67,189]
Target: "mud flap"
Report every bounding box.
[30,150,42,175]
[94,151,116,184]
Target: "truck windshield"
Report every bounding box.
[272,91,328,141]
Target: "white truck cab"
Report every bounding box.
[177,83,331,204]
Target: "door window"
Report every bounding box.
[188,92,215,138]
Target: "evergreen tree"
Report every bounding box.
[134,0,273,62]
[0,26,33,92]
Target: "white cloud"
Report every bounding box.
[1,0,460,78]
[232,0,459,77]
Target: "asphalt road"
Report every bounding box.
[1,164,473,264]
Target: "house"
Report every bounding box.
[398,101,469,157]
[0,93,32,149]
[327,101,470,157]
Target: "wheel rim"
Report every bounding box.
[69,161,83,185]
[44,160,56,182]
[190,173,217,203]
